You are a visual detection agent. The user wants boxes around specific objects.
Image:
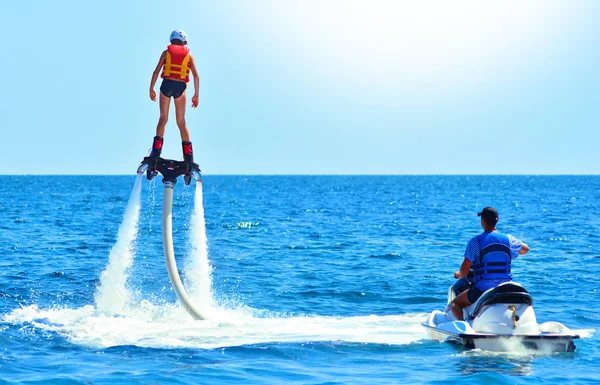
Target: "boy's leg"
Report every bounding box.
[173,91,190,142]
[149,92,171,158]
[173,91,194,162]
[155,93,171,137]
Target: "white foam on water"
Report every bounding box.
[496,337,556,356]
[572,328,595,338]
[3,304,429,349]
[94,174,143,316]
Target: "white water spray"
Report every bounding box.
[95,174,143,315]
[184,181,215,314]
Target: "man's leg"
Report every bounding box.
[452,277,472,297]
[451,290,472,321]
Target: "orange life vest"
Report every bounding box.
[161,45,191,83]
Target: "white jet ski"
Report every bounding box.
[422,282,579,352]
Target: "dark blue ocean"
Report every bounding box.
[1,175,598,384]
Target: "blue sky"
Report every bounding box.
[0,0,598,175]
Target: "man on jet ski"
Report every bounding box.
[450,207,530,321]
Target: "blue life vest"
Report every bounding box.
[473,232,512,286]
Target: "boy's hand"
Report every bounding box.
[192,94,199,108]
[150,89,157,102]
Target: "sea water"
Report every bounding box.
[0,176,598,384]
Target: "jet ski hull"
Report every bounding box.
[423,321,578,352]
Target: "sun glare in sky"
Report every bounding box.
[240,1,577,91]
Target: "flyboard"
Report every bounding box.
[137,155,206,320]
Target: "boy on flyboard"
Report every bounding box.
[148,29,200,165]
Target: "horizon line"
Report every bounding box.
[1,173,599,177]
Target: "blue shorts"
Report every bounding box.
[160,79,187,99]
[452,271,475,297]
[467,286,484,304]
[452,277,472,296]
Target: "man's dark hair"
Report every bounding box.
[483,216,498,227]
[478,207,499,227]
[170,39,186,45]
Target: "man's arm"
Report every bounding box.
[454,258,473,279]
[188,54,200,108]
[149,51,167,101]
[454,237,477,278]
[508,235,529,258]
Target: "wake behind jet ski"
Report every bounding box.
[422,281,579,352]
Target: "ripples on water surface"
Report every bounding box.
[0,176,598,384]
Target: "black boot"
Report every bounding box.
[182,141,200,185]
[182,141,194,163]
[144,136,163,180]
[150,136,164,158]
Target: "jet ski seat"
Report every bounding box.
[467,282,534,320]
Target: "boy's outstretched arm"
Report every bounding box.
[189,54,200,108]
[149,51,167,102]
